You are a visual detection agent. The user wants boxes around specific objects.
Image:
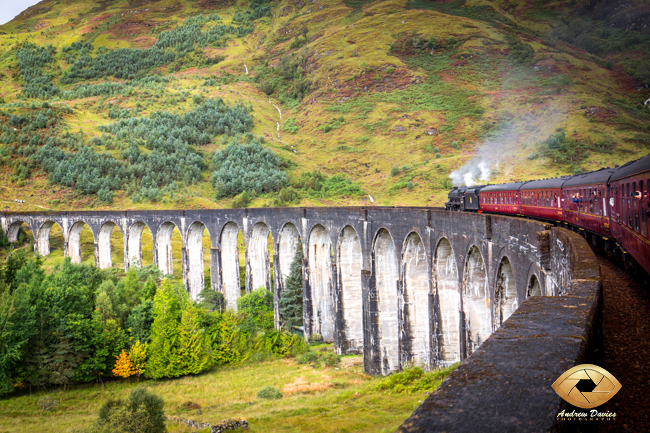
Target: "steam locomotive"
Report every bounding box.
[446,153,650,277]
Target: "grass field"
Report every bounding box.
[0,346,457,433]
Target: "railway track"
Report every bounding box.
[594,251,650,432]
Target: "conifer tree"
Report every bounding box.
[178,302,211,375]
[141,276,158,301]
[147,279,182,379]
[278,242,304,330]
[95,289,115,325]
[126,299,154,344]
[121,267,141,311]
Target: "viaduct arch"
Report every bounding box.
[1,207,562,375]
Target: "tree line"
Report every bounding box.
[0,233,305,395]
[60,14,250,83]
[0,97,255,203]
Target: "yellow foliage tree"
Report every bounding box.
[112,349,137,379]
[129,340,149,380]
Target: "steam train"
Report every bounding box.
[446,153,650,277]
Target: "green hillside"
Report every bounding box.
[0,0,649,211]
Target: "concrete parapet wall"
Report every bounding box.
[397,226,602,432]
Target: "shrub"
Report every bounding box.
[90,387,166,433]
[507,35,534,65]
[212,137,288,198]
[407,181,414,191]
[260,80,275,95]
[282,117,300,134]
[296,350,339,368]
[292,171,364,198]
[98,188,112,204]
[321,352,341,367]
[309,334,323,344]
[237,287,274,316]
[231,190,250,208]
[257,386,283,400]
[297,351,319,365]
[373,365,458,394]
[199,288,226,312]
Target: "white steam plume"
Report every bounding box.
[450,101,565,187]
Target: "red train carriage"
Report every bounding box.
[479,182,526,215]
[520,177,570,222]
[608,154,650,276]
[561,167,618,238]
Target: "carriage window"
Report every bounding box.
[589,188,594,214]
[640,180,644,198]
[628,199,633,227]
[641,193,647,236]
[595,189,600,215]
[634,200,639,231]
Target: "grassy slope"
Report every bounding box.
[0,0,648,212]
[0,347,456,433]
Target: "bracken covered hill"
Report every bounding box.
[0,0,649,211]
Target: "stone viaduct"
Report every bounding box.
[1,207,561,376]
